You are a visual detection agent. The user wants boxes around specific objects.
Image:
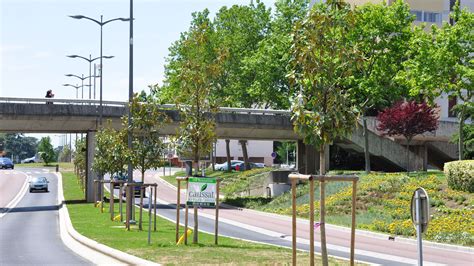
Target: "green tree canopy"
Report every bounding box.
[167,10,225,174]
[351,0,413,112]
[38,136,55,165]
[127,92,169,182]
[397,2,473,159]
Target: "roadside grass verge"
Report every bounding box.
[160,168,273,196]
[225,170,473,246]
[16,162,74,171]
[62,172,352,265]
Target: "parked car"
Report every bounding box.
[215,160,244,171]
[0,158,14,169]
[29,176,49,192]
[21,156,37,164]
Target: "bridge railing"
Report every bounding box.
[0,97,292,116]
[0,97,126,107]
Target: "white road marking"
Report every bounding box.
[0,171,29,219]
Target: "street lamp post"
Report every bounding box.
[67,54,114,100]
[62,83,81,99]
[65,74,95,99]
[69,14,130,126]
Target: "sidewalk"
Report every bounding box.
[146,171,474,265]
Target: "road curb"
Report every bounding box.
[56,172,160,266]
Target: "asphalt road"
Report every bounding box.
[0,169,90,265]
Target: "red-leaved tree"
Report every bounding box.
[377,100,439,171]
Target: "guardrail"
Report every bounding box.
[0,97,126,107]
[0,97,292,115]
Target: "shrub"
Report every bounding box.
[444,160,474,192]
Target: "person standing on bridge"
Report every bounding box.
[45,89,54,104]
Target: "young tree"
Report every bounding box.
[127,92,168,183]
[377,101,439,171]
[73,137,86,191]
[397,2,473,160]
[351,0,413,173]
[94,127,130,179]
[288,1,362,264]
[38,137,55,165]
[169,11,223,177]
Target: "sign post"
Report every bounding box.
[411,187,430,266]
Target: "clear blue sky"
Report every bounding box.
[1,0,276,101]
[1,0,275,147]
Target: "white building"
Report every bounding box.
[215,139,274,166]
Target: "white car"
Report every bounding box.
[21,156,38,164]
[29,177,49,192]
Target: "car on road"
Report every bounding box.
[0,158,14,169]
[112,173,128,188]
[21,156,38,164]
[215,160,244,171]
[29,177,49,192]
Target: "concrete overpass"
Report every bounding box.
[0,97,458,201]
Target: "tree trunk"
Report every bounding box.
[363,117,371,174]
[225,139,231,172]
[141,169,145,184]
[406,138,411,173]
[211,142,216,171]
[458,108,464,160]
[319,145,328,266]
[240,140,250,170]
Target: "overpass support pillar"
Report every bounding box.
[85,131,98,203]
[296,140,329,174]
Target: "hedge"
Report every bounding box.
[444,160,474,193]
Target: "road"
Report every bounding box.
[0,168,90,265]
[123,169,473,266]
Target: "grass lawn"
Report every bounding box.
[160,168,273,196]
[225,170,473,246]
[16,162,75,171]
[62,172,353,265]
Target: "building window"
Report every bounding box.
[410,10,441,23]
[448,95,457,117]
[424,12,441,23]
[411,10,422,21]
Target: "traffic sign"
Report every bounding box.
[411,187,430,233]
[271,152,277,159]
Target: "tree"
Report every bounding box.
[127,92,168,183]
[0,133,38,162]
[351,0,413,173]
[165,10,225,244]
[276,141,296,165]
[38,137,55,165]
[168,10,223,177]
[452,124,474,159]
[94,126,130,180]
[376,101,439,171]
[242,0,310,110]
[288,1,362,264]
[58,144,72,162]
[73,137,86,191]
[397,2,473,160]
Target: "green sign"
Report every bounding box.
[186,177,217,207]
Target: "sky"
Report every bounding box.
[1,0,276,147]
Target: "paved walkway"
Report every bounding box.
[143,170,473,265]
